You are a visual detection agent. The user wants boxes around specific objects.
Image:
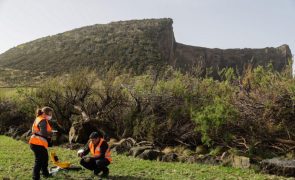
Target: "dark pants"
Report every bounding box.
[80,157,110,175]
[30,144,50,180]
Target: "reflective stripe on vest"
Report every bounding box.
[29,116,52,149]
[89,139,112,162]
[29,134,48,148]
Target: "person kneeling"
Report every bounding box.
[78,131,112,178]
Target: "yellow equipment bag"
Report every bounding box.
[50,151,71,169]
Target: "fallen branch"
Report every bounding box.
[275,138,295,146]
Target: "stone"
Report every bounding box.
[68,121,99,144]
[137,149,163,160]
[161,153,178,162]
[161,147,174,154]
[186,155,199,164]
[182,149,194,157]
[69,123,87,143]
[112,138,136,154]
[260,158,295,177]
[129,146,153,157]
[178,155,189,163]
[195,145,208,154]
[195,154,219,165]
[232,155,250,169]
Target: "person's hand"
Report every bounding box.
[77,149,84,158]
[78,152,83,158]
[48,131,53,137]
[83,157,91,163]
[47,138,53,147]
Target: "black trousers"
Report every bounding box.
[80,157,110,175]
[30,144,50,180]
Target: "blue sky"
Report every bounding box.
[0,0,294,70]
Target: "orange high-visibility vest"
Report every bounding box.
[29,116,52,149]
[89,139,112,162]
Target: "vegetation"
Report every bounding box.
[1,64,294,160]
[0,67,42,86]
[0,18,173,86]
[0,87,18,98]
[0,135,290,180]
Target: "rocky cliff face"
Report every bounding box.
[174,43,292,77]
[0,18,292,84]
[153,20,292,76]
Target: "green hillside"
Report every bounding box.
[0,19,172,78]
[0,136,288,180]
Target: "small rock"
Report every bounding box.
[187,155,199,164]
[129,146,153,157]
[137,149,163,160]
[161,153,178,162]
[112,138,136,154]
[162,146,174,154]
[195,145,208,154]
[232,155,250,169]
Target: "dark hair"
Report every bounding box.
[89,131,104,139]
[36,106,53,117]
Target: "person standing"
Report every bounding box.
[29,106,53,180]
[78,131,112,178]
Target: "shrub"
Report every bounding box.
[193,96,238,146]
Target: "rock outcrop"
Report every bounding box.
[174,43,292,77]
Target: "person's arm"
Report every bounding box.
[93,141,108,160]
[81,142,90,156]
[38,120,54,146]
[38,120,49,137]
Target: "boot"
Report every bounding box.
[93,168,101,176]
[101,168,109,178]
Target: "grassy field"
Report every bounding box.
[0,136,291,180]
[0,87,36,99]
[0,87,18,98]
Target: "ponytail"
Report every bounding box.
[35,106,53,117]
[36,108,43,117]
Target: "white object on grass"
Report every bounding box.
[77,149,84,156]
[49,167,61,176]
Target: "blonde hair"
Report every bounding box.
[36,106,53,117]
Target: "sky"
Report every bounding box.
[0,0,294,70]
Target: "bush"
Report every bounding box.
[1,65,295,158]
[193,97,238,146]
[0,100,32,134]
[192,77,238,146]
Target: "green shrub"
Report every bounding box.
[193,96,238,146]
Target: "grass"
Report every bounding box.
[0,87,36,99]
[0,87,18,98]
[0,135,290,180]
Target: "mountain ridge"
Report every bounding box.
[0,18,292,85]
